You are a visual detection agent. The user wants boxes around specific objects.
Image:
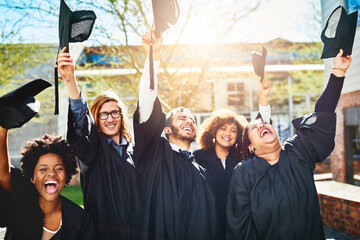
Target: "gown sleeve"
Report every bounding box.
[133,98,165,169]
[288,112,336,167]
[259,104,271,123]
[287,72,341,167]
[0,185,11,226]
[226,163,256,240]
[133,58,165,169]
[0,167,31,227]
[81,213,97,240]
[67,103,100,173]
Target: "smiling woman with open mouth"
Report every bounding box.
[0,130,95,240]
[227,49,352,240]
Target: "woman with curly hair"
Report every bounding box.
[0,126,95,240]
[194,78,271,239]
[227,50,351,240]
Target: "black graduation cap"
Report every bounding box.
[0,79,52,129]
[321,6,358,59]
[152,0,180,38]
[55,0,97,114]
[149,0,180,89]
[251,46,267,82]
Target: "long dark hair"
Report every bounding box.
[241,124,255,161]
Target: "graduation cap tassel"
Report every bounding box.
[149,44,154,90]
[54,63,59,115]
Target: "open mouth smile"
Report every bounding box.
[222,136,232,141]
[44,180,59,194]
[260,129,271,137]
[182,127,194,133]
[105,124,117,129]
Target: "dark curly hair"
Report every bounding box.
[20,134,78,185]
[240,124,255,161]
[197,109,248,160]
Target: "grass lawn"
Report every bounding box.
[61,184,84,207]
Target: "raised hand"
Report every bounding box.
[57,47,75,82]
[142,30,163,61]
[333,49,352,77]
[57,47,80,99]
[259,78,271,106]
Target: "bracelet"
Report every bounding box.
[332,66,346,72]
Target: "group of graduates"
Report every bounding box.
[0,23,354,240]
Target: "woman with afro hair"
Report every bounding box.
[0,126,95,240]
[194,78,271,239]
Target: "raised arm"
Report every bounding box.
[0,126,11,192]
[258,78,271,123]
[315,49,352,112]
[57,47,81,100]
[289,49,352,166]
[58,47,88,138]
[133,31,165,168]
[138,30,162,123]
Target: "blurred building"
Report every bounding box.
[75,39,324,142]
[6,39,326,167]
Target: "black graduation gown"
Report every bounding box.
[227,112,336,240]
[67,106,140,239]
[133,98,219,240]
[0,167,95,240]
[194,149,239,240]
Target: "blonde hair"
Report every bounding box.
[90,91,132,143]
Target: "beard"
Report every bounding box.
[170,125,195,143]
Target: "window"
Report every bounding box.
[345,107,360,160]
[350,126,360,160]
[227,82,245,107]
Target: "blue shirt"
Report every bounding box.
[69,92,130,160]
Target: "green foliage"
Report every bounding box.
[0,44,36,86]
[268,70,324,116]
[0,44,58,121]
[61,184,84,207]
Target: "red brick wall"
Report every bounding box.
[331,90,360,182]
[318,194,360,237]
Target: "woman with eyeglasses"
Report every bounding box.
[58,47,139,239]
[226,49,352,240]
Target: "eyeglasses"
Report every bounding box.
[98,110,122,120]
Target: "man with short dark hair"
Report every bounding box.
[133,31,218,240]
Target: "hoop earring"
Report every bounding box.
[249,148,254,153]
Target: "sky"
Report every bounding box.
[169,0,322,44]
[1,0,323,46]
